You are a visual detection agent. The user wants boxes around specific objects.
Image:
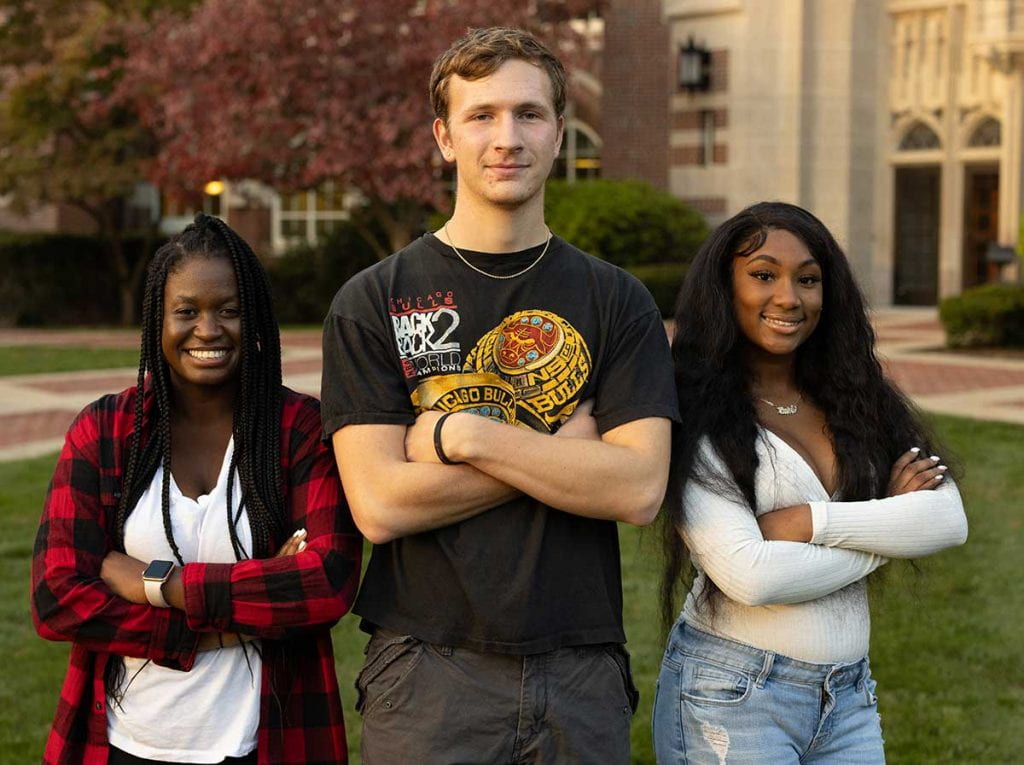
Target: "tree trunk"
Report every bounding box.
[82,199,137,325]
[75,198,136,325]
[105,210,136,326]
[348,198,428,260]
[374,199,421,258]
[383,216,414,255]
[127,222,161,320]
[348,216,390,261]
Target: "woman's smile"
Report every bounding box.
[161,256,242,392]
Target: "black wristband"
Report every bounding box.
[433,412,460,465]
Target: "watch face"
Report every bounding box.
[143,559,174,581]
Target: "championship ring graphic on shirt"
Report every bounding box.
[465,310,591,432]
[411,373,517,423]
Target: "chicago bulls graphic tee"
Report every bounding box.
[321,233,679,653]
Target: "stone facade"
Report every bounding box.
[604,0,1024,304]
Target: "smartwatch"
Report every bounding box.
[142,559,176,608]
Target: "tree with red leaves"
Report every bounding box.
[122,0,599,256]
[0,0,198,324]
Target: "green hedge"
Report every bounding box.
[939,284,1024,347]
[627,263,688,317]
[0,224,380,327]
[264,222,380,324]
[0,232,153,326]
[544,179,708,267]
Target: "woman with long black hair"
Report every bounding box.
[653,202,967,763]
[32,214,361,764]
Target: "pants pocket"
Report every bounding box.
[680,656,752,706]
[601,644,641,713]
[354,632,424,716]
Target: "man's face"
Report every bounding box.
[434,59,564,211]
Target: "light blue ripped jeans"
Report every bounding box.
[653,621,885,764]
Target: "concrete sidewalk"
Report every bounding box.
[1,310,1022,462]
[871,307,1024,426]
[0,329,324,462]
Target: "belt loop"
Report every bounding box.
[856,658,869,690]
[755,651,774,689]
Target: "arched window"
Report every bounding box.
[555,121,602,181]
[899,122,941,150]
[968,117,1001,147]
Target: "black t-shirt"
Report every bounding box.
[321,233,679,653]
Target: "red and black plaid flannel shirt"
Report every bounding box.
[31,386,361,764]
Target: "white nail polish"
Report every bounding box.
[298,540,307,551]
[930,455,940,462]
[938,465,947,471]
[292,528,305,538]
[935,474,944,481]
[910,447,921,453]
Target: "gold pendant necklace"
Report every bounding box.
[757,395,802,415]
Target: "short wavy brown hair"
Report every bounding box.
[429,26,567,124]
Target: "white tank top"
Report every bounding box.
[107,438,261,763]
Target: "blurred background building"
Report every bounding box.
[3,0,1023,307]
[602,0,1024,304]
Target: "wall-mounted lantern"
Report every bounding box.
[678,36,711,92]
[202,179,225,216]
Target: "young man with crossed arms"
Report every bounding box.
[322,26,678,764]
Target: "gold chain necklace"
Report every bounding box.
[442,223,552,280]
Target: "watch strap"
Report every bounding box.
[143,564,174,608]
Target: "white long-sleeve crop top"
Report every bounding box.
[679,429,968,664]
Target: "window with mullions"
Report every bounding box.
[275,181,350,247]
[436,121,602,191]
[553,122,602,181]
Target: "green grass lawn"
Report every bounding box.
[2,415,1021,763]
[0,346,139,376]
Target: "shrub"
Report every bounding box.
[430,179,705,317]
[544,179,708,267]
[0,222,385,327]
[265,221,381,324]
[0,232,153,326]
[627,263,688,317]
[939,284,1024,347]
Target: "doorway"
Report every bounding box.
[893,166,940,305]
[962,165,999,289]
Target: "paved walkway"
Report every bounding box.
[1,310,1022,462]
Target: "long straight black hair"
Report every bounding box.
[660,201,955,627]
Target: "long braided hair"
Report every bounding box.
[660,201,957,627]
[115,213,286,562]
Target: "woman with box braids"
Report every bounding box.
[115,213,286,563]
[33,213,361,764]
